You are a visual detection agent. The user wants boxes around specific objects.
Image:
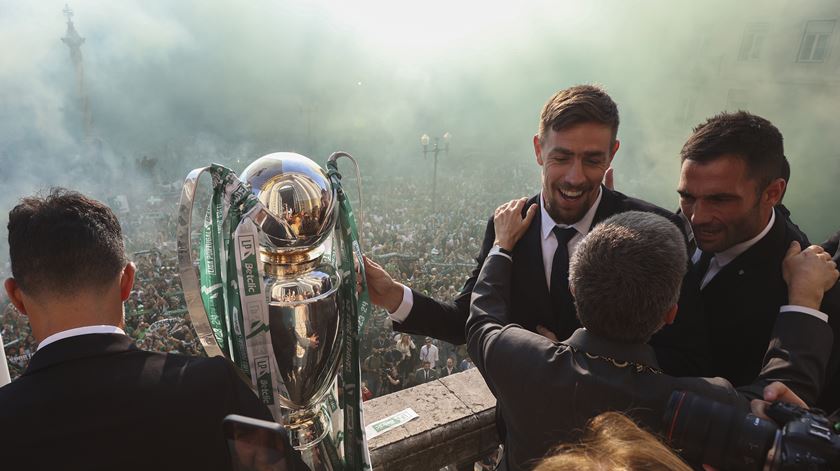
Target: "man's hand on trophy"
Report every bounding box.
[363,256,404,313]
[493,198,537,251]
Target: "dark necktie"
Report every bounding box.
[551,227,579,294]
[549,227,579,337]
[693,250,714,281]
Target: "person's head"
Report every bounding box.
[422,360,430,370]
[534,85,620,225]
[446,357,454,369]
[569,211,686,343]
[4,189,135,341]
[678,111,787,253]
[533,412,692,471]
[424,336,432,345]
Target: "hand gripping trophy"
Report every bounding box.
[177,152,372,470]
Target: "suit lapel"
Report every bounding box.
[512,195,551,330]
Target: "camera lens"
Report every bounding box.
[663,391,778,471]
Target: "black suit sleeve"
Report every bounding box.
[394,217,496,345]
[466,252,518,397]
[736,312,834,404]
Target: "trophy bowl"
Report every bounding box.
[241,152,337,256]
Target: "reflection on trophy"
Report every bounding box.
[241,153,343,452]
[178,151,371,470]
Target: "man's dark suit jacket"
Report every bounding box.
[413,367,437,385]
[818,229,840,411]
[0,333,274,471]
[467,255,833,471]
[698,207,833,390]
[700,207,812,388]
[395,186,709,376]
[439,366,459,377]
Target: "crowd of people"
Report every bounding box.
[3,82,840,470]
[2,164,530,394]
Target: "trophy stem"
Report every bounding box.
[286,407,332,451]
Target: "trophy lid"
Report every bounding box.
[241,152,337,253]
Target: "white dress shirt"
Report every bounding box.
[693,210,776,290]
[38,325,127,351]
[539,187,602,291]
[389,188,603,321]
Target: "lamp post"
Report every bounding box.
[421,132,451,212]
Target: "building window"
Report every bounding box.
[738,23,768,62]
[797,20,835,63]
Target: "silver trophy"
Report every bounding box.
[178,152,369,470]
[241,153,342,451]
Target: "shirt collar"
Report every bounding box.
[712,209,776,268]
[38,325,127,351]
[540,186,603,241]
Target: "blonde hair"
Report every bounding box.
[533,412,691,471]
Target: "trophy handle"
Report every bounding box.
[327,151,365,251]
[177,167,225,358]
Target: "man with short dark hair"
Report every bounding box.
[414,360,437,385]
[366,84,707,376]
[677,111,840,408]
[0,189,273,470]
[419,336,439,369]
[468,202,837,470]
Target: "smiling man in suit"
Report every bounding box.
[365,84,708,376]
[0,189,275,470]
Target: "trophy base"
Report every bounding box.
[286,407,332,451]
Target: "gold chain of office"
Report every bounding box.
[566,344,663,375]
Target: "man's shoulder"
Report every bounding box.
[603,188,677,221]
[123,349,240,388]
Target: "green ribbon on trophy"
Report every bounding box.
[178,154,371,471]
[326,153,372,469]
[197,165,258,375]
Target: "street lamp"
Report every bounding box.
[421,132,451,211]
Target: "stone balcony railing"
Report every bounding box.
[363,368,499,471]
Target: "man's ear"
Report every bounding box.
[664,304,678,325]
[119,262,136,302]
[533,135,544,166]
[763,178,786,207]
[608,139,620,164]
[4,278,28,316]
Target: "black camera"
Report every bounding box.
[663,390,840,470]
